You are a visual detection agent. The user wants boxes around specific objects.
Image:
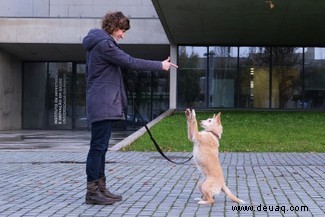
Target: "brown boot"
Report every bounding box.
[98,176,122,202]
[85,180,115,205]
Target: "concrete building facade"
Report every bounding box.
[0,0,175,130]
[0,0,324,130]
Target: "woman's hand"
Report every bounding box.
[162,57,178,71]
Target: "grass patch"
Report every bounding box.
[122,110,325,152]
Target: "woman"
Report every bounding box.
[82,11,177,205]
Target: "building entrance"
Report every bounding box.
[22,62,170,130]
[23,62,87,130]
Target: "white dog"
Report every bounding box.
[185,109,246,205]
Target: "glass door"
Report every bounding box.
[23,62,73,129]
[75,64,87,129]
[47,63,73,129]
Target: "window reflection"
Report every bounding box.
[208,47,237,107]
[239,47,270,108]
[124,70,170,127]
[75,64,87,128]
[304,48,325,109]
[23,62,170,130]
[178,46,325,110]
[271,48,302,109]
[177,46,206,108]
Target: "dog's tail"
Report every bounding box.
[222,185,246,204]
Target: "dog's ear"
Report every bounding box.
[215,112,221,125]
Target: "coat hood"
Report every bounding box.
[82,28,113,51]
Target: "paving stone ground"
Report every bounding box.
[0,130,324,216]
[0,149,324,217]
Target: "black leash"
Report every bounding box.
[144,124,193,164]
[123,71,193,164]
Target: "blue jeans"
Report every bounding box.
[86,120,113,182]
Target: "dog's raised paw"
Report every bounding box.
[191,109,196,117]
[185,109,191,117]
[185,108,193,120]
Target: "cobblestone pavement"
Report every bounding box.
[0,150,324,217]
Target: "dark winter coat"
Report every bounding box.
[82,28,163,124]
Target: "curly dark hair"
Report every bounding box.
[101,11,130,34]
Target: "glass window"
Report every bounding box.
[124,69,169,127]
[239,47,270,108]
[47,63,73,129]
[151,71,170,118]
[75,64,87,128]
[23,62,48,129]
[23,62,73,129]
[208,46,238,107]
[304,47,325,109]
[177,46,207,108]
[271,47,303,109]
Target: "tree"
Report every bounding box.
[177,48,202,107]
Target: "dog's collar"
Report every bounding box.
[211,132,220,139]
